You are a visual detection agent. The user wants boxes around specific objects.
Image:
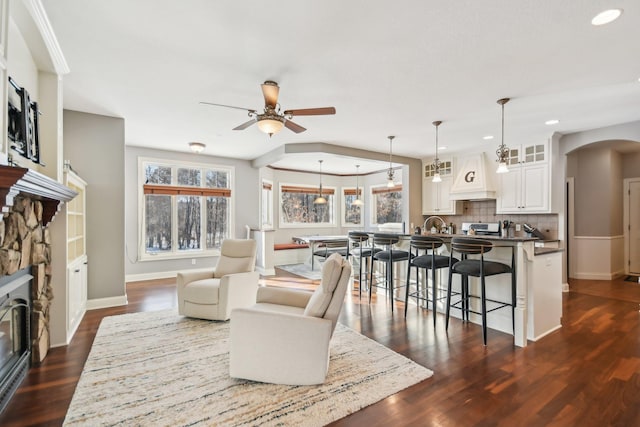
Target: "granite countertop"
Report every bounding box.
[424,233,539,242]
[424,233,565,255]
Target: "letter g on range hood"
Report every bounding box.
[449,153,497,201]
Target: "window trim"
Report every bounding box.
[138,156,235,261]
[278,182,337,229]
[341,186,363,226]
[370,183,403,226]
[260,179,274,229]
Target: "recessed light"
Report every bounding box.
[591,9,623,26]
[438,146,447,151]
[545,119,560,125]
[483,135,494,140]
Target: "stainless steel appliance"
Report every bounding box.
[460,222,500,236]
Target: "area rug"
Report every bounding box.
[64,310,432,426]
[624,275,640,283]
[277,263,323,280]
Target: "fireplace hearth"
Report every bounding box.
[0,268,32,414]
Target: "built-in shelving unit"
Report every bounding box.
[64,168,87,343]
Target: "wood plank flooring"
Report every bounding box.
[1,273,639,426]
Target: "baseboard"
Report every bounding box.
[125,271,178,282]
[530,324,562,342]
[86,295,128,310]
[571,272,618,280]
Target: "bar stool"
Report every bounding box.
[404,235,458,326]
[346,231,381,299]
[445,237,516,345]
[369,233,410,312]
[312,239,348,269]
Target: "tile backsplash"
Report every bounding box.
[428,200,559,240]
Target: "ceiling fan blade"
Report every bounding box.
[233,118,257,130]
[284,119,307,133]
[283,107,336,116]
[261,81,280,108]
[200,101,256,114]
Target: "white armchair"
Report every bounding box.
[177,239,258,321]
[229,253,352,385]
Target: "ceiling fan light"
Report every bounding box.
[189,142,206,153]
[257,117,284,136]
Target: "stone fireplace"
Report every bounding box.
[0,165,76,411]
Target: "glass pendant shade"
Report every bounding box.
[431,120,442,183]
[314,160,327,204]
[386,135,395,187]
[353,165,364,205]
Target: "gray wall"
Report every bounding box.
[569,145,625,236]
[125,146,259,279]
[63,110,125,300]
[623,152,640,178]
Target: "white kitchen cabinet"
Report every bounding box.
[67,254,87,338]
[422,159,461,215]
[497,142,550,213]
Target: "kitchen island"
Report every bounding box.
[427,233,563,347]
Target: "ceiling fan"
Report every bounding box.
[200,80,336,137]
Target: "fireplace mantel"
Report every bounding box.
[0,165,77,226]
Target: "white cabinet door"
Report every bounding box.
[67,255,87,340]
[497,168,521,213]
[422,179,438,214]
[521,163,549,212]
[423,177,460,214]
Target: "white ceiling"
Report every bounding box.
[41,0,640,174]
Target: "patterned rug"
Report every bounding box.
[64,310,433,426]
[624,275,640,283]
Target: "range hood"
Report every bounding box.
[449,153,497,200]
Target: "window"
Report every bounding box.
[371,184,402,225]
[424,160,452,178]
[342,187,362,226]
[279,183,335,227]
[261,180,273,229]
[140,158,234,259]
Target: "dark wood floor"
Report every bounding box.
[2,272,639,426]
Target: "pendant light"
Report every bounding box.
[496,98,510,174]
[431,121,443,183]
[352,165,364,206]
[314,160,327,204]
[386,135,396,188]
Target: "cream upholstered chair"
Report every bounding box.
[229,253,351,385]
[177,239,258,321]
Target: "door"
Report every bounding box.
[629,181,640,274]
